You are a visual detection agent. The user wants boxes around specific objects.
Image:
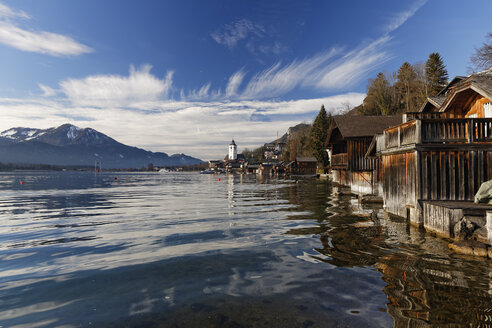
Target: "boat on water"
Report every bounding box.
[159,168,171,173]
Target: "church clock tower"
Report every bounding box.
[229,139,237,160]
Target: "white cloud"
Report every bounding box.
[0,3,29,19]
[60,65,173,107]
[234,37,391,99]
[38,83,57,97]
[0,93,364,160]
[385,0,428,33]
[211,19,265,50]
[312,36,392,90]
[225,70,245,97]
[0,2,91,56]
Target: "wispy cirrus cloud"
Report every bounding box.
[59,65,173,107]
[225,70,245,98]
[0,2,92,56]
[211,19,265,50]
[385,0,428,33]
[217,36,390,99]
[178,38,388,101]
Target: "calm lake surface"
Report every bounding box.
[0,171,491,327]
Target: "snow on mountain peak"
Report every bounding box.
[66,125,81,140]
[0,127,46,141]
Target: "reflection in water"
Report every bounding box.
[283,180,492,327]
[0,172,490,327]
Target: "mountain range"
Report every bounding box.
[0,124,203,169]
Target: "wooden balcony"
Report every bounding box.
[404,112,448,121]
[384,118,492,151]
[331,153,348,168]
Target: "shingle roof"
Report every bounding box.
[439,67,492,112]
[429,95,447,106]
[469,67,492,99]
[331,115,402,139]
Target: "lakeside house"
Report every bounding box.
[376,68,492,238]
[326,115,402,195]
[285,157,318,175]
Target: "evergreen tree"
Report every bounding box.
[309,105,329,166]
[425,52,448,96]
[395,62,418,112]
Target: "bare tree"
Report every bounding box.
[470,32,492,71]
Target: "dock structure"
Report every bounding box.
[378,68,492,232]
[326,115,402,195]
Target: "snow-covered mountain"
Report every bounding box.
[0,124,203,168]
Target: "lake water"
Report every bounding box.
[0,171,491,327]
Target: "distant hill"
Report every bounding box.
[267,123,311,145]
[0,123,203,169]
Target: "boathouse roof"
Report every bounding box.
[439,67,492,113]
[418,95,447,112]
[328,115,402,140]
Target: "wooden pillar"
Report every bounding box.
[459,152,465,200]
[449,152,456,201]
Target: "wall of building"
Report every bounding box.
[347,139,377,171]
[350,171,374,195]
[332,169,381,196]
[382,151,418,222]
[420,150,492,201]
[464,96,490,118]
[331,169,350,187]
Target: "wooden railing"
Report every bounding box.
[405,112,447,121]
[421,118,492,143]
[331,153,348,167]
[385,118,492,150]
[385,120,419,149]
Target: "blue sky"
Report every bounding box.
[0,0,490,159]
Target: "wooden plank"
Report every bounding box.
[449,152,456,201]
[424,153,430,200]
[478,151,484,187]
[432,152,438,199]
[441,153,447,200]
[459,152,465,200]
[465,152,471,200]
[416,151,422,203]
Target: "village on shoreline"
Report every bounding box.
[204,58,492,259]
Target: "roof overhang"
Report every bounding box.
[440,82,492,113]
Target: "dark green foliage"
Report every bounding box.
[309,105,329,166]
[425,52,448,95]
[357,53,450,116]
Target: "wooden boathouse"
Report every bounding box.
[379,68,492,230]
[326,115,402,195]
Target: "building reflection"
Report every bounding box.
[281,181,492,327]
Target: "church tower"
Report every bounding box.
[229,139,237,160]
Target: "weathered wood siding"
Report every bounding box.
[331,169,351,187]
[466,97,491,118]
[383,152,417,219]
[423,202,463,238]
[347,139,377,171]
[351,171,374,195]
[420,150,492,201]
